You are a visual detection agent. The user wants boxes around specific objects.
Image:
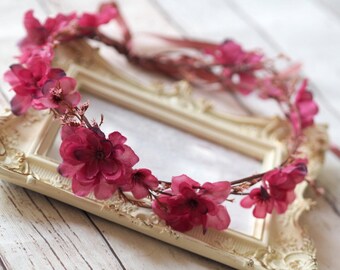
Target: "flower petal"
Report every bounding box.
[131,183,149,199]
[201,181,230,203]
[93,178,117,200]
[206,205,230,230]
[59,77,76,94]
[72,179,94,197]
[171,174,199,195]
[240,195,255,208]
[253,202,268,218]
[10,94,32,115]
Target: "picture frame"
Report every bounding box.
[0,40,328,269]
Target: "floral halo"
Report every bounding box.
[3,2,319,234]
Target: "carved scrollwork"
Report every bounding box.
[0,137,40,183]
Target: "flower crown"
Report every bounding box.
[4,2,320,234]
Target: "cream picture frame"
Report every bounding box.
[0,41,328,269]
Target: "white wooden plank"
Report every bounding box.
[0,182,124,269]
[88,214,228,270]
[318,0,340,19]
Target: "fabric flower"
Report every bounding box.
[19,10,76,50]
[18,10,82,64]
[152,175,231,233]
[122,169,159,199]
[240,186,274,218]
[3,58,65,115]
[19,43,55,65]
[35,77,80,112]
[78,3,117,33]
[205,40,263,94]
[259,64,302,100]
[290,79,319,135]
[241,159,308,218]
[264,159,307,213]
[58,126,139,200]
[265,159,307,190]
[21,10,49,47]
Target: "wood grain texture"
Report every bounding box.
[0,0,339,269]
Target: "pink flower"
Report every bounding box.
[209,41,262,66]
[205,40,263,94]
[19,43,54,65]
[152,175,231,233]
[35,77,80,112]
[43,13,77,39]
[19,10,76,50]
[78,3,117,34]
[259,77,286,100]
[259,64,302,101]
[19,5,116,50]
[20,10,49,47]
[265,159,307,213]
[3,58,65,115]
[240,186,274,218]
[265,159,307,190]
[290,79,319,134]
[241,159,308,218]
[58,126,139,200]
[122,169,159,199]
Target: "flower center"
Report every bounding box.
[52,95,62,103]
[51,87,63,104]
[188,199,199,209]
[260,186,270,200]
[132,172,144,183]
[95,150,105,160]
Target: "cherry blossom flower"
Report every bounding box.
[259,63,302,100]
[122,169,159,199]
[58,126,139,200]
[152,175,231,233]
[20,10,76,48]
[264,159,307,213]
[290,79,319,134]
[77,3,117,34]
[240,186,274,218]
[241,159,308,218]
[20,10,49,47]
[19,43,55,65]
[3,58,65,115]
[205,40,263,94]
[258,77,287,101]
[19,6,116,59]
[265,159,307,190]
[35,77,80,112]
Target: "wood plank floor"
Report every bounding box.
[1,0,340,269]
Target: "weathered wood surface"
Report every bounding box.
[1,0,340,269]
